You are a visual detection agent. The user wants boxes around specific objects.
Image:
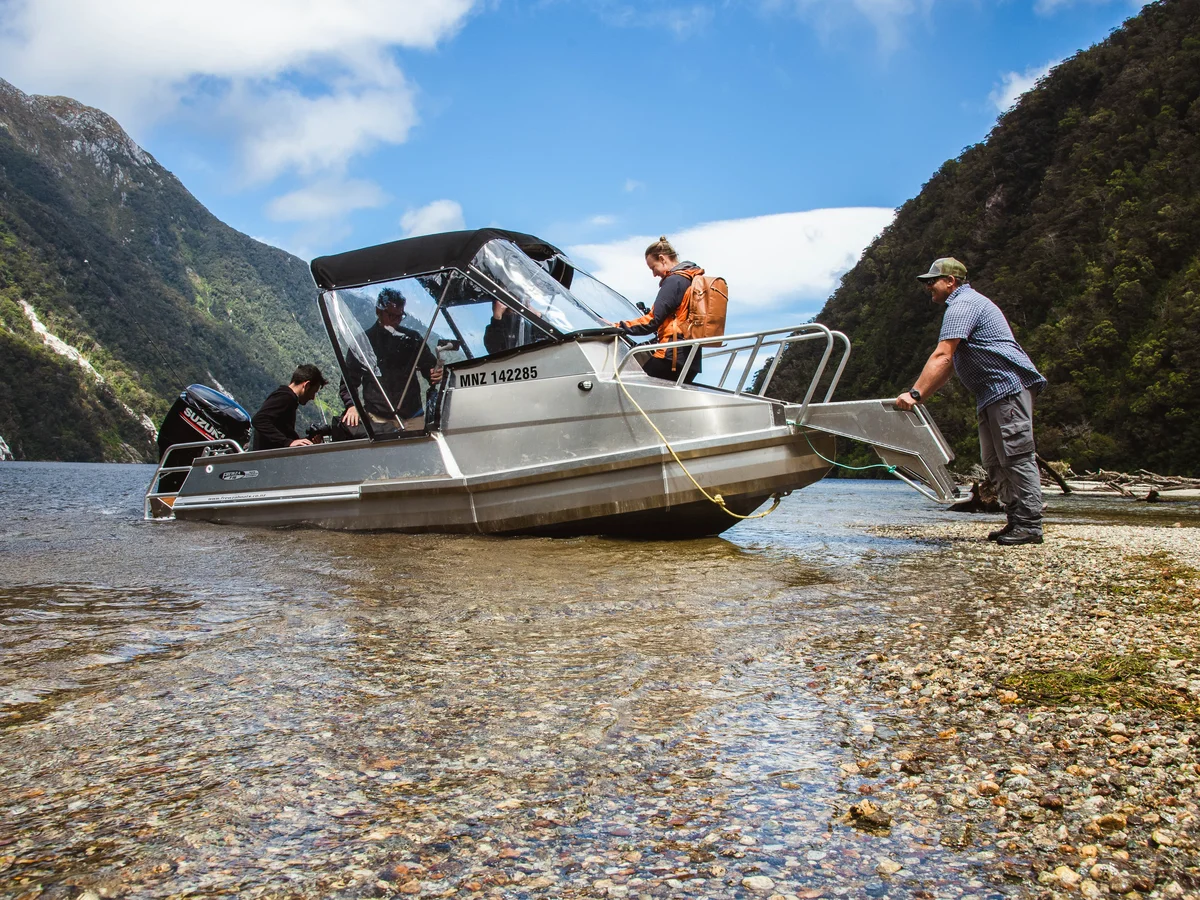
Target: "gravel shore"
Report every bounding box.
[3,473,1199,900]
[822,521,1200,900]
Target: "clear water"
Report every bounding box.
[1,463,1196,898]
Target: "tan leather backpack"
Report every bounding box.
[677,267,728,345]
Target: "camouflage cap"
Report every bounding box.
[916,258,968,281]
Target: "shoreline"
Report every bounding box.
[818,521,1200,898]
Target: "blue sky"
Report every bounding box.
[1,0,1151,332]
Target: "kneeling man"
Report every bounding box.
[251,364,327,451]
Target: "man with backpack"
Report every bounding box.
[617,236,719,383]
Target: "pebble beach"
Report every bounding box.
[823,522,1200,900]
[2,466,1199,900]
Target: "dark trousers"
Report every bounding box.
[978,389,1043,533]
[641,347,702,384]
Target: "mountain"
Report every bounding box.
[769,0,1200,477]
[0,79,336,462]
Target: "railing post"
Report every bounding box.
[718,349,739,390]
[822,332,852,403]
[795,327,834,425]
[755,340,786,397]
[734,336,765,395]
[674,344,700,386]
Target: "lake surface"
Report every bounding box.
[2,463,1197,899]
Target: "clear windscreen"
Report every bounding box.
[414,269,555,359]
[320,241,645,421]
[471,239,638,333]
[561,264,644,325]
[322,270,565,428]
[322,279,456,429]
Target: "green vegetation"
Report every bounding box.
[1129,550,1200,584]
[0,80,337,461]
[1114,550,1200,613]
[1001,653,1193,715]
[771,0,1200,476]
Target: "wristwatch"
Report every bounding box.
[908,388,922,403]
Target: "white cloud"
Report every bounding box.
[401,200,466,237]
[227,69,418,183]
[1034,0,1151,14]
[763,0,933,53]
[624,179,645,193]
[266,178,389,222]
[766,0,1150,51]
[652,4,716,37]
[588,214,617,227]
[0,0,475,178]
[568,207,894,330]
[989,60,1058,112]
[589,2,715,38]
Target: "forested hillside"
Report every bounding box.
[0,79,336,462]
[771,0,1200,477]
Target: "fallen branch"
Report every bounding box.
[1106,481,1135,498]
[1037,454,1072,495]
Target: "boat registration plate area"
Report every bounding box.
[455,364,539,388]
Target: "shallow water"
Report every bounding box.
[1,463,1197,898]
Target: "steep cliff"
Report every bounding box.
[0,79,335,461]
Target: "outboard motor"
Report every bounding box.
[155,385,251,492]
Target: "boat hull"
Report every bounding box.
[169,430,832,537]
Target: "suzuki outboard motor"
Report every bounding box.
[155,385,251,491]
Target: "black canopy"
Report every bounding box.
[310,229,563,290]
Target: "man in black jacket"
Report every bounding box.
[340,288,442,433]
[250,364,327,451]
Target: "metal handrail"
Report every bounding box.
[144,439,244,519]
[823,331,852,402]
[615,324,852,423]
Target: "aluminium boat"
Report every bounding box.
[145,228,960,537]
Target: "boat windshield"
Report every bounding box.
[321,271,560,431]
[563,264,647,325]
[469,239,641,333]
[322,282,450,433]
[318,241,644,432]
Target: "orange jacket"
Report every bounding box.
[618,264,701,360]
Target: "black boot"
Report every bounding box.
[996,527,1043,546]
[987,523,1014,542]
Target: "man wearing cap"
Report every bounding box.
[339,287,442,434]
[250,363,328,451]
[895,258,1047,545]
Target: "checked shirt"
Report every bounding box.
[938,284,1046,413]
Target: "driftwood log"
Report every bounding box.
[949,478,1002,513]
[1037,454,1072,495]
[949,464,1196,513]
[1080,468,1200,490]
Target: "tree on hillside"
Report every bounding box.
[771,0,1200,476]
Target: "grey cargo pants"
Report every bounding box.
[978,389,1043,534]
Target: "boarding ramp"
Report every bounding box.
[793,400,960,503]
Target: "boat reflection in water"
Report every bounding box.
[146,229,959,537]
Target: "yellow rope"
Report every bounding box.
[611,348,782,521]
